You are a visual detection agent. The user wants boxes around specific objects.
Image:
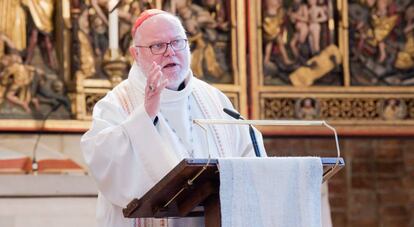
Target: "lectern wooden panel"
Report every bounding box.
[123,159,220,219]
[123,158,344,227]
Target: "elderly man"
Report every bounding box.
[81,9,265,227]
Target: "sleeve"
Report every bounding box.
[214,89,267,157]
[80,92,179,208]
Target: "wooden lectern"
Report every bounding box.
[123,158,344,227]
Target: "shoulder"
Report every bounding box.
[192,77,219,92]
[191,4,204,12]
[192,77,234,108]
[193,77,222,96]
[92,83,128,122]
[96,80,130,108]
[93,90,121,116]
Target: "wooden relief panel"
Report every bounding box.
[161,0,248,115]
[262,94,414,122]
[0,0,246,130]
[0,0,72,122]
[1,0,413,132]
[71,0,247,121]
[348,0,414,86]
[249,0,414,131]
[259,0,345,87]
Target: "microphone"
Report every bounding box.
[223,108,261,157]
[223,108,244,120]
[32,102,63,174]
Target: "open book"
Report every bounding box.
[0,141,85,174]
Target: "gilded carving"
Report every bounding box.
[262,0,343,86]
[407,98,414,118]
[166,0,233,83]
[0,0,27,52]
[85,93,105,116]
[263,97,413,121]
[349,0,414,85]
[295,98,319,119]
[0,0,70,118]
[72,0,140,81]
[264,98,295,119]
[0,54,35,113]
[75,6,96,80]
[394,5,414,71]
[381,98,407,120]
[0,0,413,129]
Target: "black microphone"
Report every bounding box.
[32,102,63,174]
[223,108,244,120]
[223,108,261,157]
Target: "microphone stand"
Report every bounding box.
[223,108,261,157]
[32,103,62,174]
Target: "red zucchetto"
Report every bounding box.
[131,9,167,38]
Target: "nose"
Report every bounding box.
[163,44,176,56]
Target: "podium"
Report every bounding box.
[123,157,344,227]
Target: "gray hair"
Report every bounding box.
[133,13,187,44]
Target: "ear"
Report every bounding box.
[129,46,138,60]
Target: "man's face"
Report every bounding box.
[132,14,190,90]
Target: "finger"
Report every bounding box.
[152,71,164,93]
[147,71,163,97]
[147,62,162,86]
[160,78,169,89]
[145,83,152,95]
[154,78,169,95]
[147,62,158,85]
[147,63,162,89]
[145,66,160,92]
[153,66,162,87]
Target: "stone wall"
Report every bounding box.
[264,137,414,227]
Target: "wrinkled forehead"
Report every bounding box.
[134,14,186,43]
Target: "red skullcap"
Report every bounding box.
[131,9,167,37]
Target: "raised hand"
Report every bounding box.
[144,62,169,119]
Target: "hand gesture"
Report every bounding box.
[144,62,169,119]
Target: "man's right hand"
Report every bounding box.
[144,62,169,119]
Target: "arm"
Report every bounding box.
[1,65,14,85]
[290,6,309,23]
[91,0,109,25]
[297,5,309,23]
[81,91,179,208]
[316,7,328,23]
[404,23,414,34]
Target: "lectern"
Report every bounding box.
[123,158,344,227]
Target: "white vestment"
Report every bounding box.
[81,64,266,227]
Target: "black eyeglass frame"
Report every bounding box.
[135,39,188,55]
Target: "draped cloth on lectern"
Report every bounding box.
[219,157,323,227]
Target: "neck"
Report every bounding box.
[166,71,191,91]
[166,81,186,91]
[166,83,181,91]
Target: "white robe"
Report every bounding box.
[81,64,266,227]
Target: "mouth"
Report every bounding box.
[163,63,178,69]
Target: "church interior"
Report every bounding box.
[0,0,413,226]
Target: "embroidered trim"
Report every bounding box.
[114,83,132,115]
[192,85,226,157]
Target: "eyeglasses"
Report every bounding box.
[135,39,188,55]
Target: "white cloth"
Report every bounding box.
[321,182,333,227]
[81,64,266,227]
[219,157,322,227]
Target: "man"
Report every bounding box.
[81,9,265,227]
